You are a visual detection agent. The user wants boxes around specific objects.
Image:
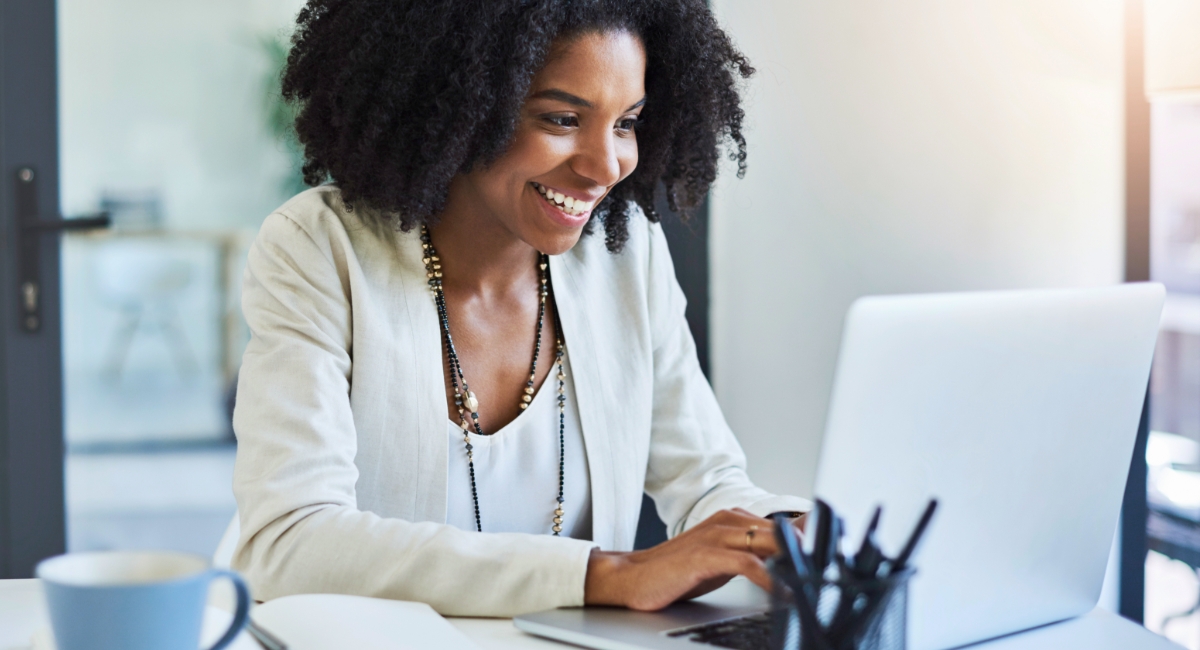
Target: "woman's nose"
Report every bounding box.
[571,128,623,188]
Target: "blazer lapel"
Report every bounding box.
[552,252,617,550]
[396,229,451,523]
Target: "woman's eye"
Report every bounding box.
[617,117,639,131]
[545,115,579,128]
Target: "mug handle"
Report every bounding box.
[204,569,251,650]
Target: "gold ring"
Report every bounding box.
[745,525,758,551]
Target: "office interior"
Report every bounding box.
[1,0,1199,648]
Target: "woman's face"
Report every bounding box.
[455,29,647,255]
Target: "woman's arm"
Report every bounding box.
[232,210,597,616]
[642,222,812,532]
[580,221,810,609]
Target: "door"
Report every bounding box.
[0,0,67,578]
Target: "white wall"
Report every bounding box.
[58,0,306,230]
[709,1,1127,497]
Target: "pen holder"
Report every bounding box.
[767,558,912,650]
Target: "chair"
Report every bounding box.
[1146,431,1200,642]
[94,238,197,378]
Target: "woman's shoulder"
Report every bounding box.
[263,185,391,245]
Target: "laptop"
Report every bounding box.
[515,284,1165,650]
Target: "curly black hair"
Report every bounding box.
[282,0,753,252]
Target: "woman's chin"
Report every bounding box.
[531,227,587,256]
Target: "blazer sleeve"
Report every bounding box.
[231,212,597,616]
[641,222,812,537]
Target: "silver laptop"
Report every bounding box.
[515,284,1164,650]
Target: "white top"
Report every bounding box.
[446,352,592,539]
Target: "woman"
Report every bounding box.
[232,0,810,617]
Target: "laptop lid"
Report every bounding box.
[813,284,1164,650]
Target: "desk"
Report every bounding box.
[0,578,1183,650]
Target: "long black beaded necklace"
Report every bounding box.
[420,225,568,536]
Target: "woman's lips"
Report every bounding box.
[532,182,595,228]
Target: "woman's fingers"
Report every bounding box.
[586,508,791,611]
[707,548,773,593]
[700,523,779,558]
[623,549,772,611]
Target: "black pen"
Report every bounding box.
[827,505,883,639]
[888,499,938,576]
[809,499,836,578]
[771,514,827,645]
[247,618,289,650]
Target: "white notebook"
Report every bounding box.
[249,594,482,650]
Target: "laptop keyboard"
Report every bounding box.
[665,613,773,649]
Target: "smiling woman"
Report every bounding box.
[230,0,811,618]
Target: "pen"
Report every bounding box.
[827,505,883,639]
[809,499,836,578]
[246,618,289,650]
[771,514,827,645]
[888,499,938,576]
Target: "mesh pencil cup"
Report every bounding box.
[767,557,913,650]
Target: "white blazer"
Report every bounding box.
[231,187,810,617]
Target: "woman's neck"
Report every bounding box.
[427,184,540,297]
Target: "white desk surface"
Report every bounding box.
[0,578,1182,650]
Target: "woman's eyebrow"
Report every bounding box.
[531,89,593,108]
[530,89,647,112]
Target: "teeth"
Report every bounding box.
[534,183,593,216]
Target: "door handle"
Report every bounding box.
[15,166,111,332]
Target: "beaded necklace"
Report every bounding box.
[420,225,568,535]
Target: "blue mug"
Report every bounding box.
[36,551,250,650]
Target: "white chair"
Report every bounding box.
[94,238,197,378]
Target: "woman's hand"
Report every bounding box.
[584,508,805,611]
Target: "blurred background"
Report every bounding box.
[39,0,1200,648]
[57,0,306,555]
